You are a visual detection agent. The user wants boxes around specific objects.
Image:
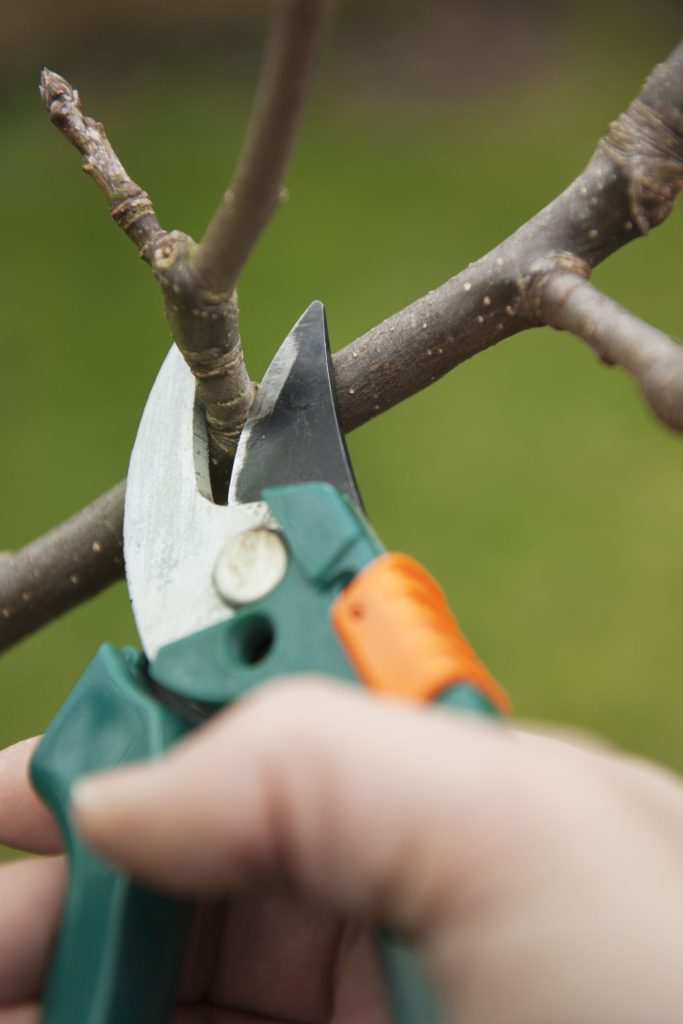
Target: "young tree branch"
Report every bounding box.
[3,39,683,652]
[40,0,328,497]
[334,41,683,430]
[537,274,683,430]
[0,482,125,649]
[192,0,328,293]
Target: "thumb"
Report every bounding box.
[72,678,517,937]
[70,680,683,1024]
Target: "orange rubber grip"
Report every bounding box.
[331,552,510,712]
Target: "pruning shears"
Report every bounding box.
[31,301,510,1023]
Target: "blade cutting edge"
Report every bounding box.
[229,301,362,508]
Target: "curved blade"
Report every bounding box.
[228,301,362,509]
[124,345,275,659]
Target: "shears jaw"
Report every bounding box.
[124,301,361,659]
[124,344,278,660]
[229,300,362,509]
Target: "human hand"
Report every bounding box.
[0,729,385,1024]
[3,680,683,1023]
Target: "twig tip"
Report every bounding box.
[39,68,80,115]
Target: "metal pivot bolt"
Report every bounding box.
[213,529,288,607]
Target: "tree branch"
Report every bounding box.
[4,40,683,652]
[192,0,329,293]
[538,273,683,430]
[39,0,328,497]
[38,73,165,257]
[0,482,125,649]
[334,41,683,430]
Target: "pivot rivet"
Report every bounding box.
[213,529,288,607]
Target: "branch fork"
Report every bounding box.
[2,24,683,650]
[40,0,327,493]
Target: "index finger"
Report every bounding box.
[0,738,61,855]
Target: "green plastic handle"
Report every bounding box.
[31,645,194,1024]
[149,485,503,1024]
[32,484,502,1024]
[377,681,499,1024]
[378,934,441,1024]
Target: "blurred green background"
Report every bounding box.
[1,0,682,861]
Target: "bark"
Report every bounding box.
[538,275,683,430]
[0,483,125,648]
[2,38,683,652]
[334,42,683,429]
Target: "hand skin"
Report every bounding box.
[2,681,683,1023]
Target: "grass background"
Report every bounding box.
[0,4,682,863]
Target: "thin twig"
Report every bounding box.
[39,68,250,495]
[39,0,328,496]
[538,273,683,430]
[191,0,329,293]
[38,73,165,257]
